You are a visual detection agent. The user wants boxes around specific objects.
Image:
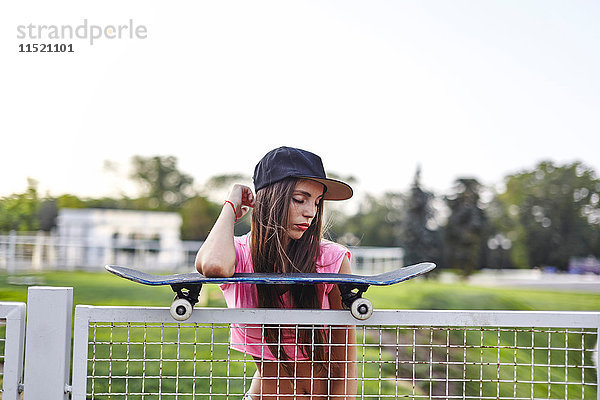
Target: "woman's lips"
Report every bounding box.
[295,224,310,231]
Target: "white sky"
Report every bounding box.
[1,0,599,204]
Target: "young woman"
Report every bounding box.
[196,146,357,400]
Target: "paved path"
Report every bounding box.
[467,270,600,293]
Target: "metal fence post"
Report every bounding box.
[71,305,91,400]
[1,302,26,400]
[7,230,16,273]
[22,287,73,400]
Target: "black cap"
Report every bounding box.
[253,147,353,201]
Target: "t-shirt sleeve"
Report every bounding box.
[219,235,251,291]
[317,241,352,295]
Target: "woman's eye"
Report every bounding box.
[293,198,304,204]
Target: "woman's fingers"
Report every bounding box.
[227,184,255,219]
[240,186,255,208]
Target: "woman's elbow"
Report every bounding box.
[195,255,235,277]
[201,263,234,277]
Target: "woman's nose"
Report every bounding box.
[303,203,316,218]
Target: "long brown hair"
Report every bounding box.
[250,178,328,368]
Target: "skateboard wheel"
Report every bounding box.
[350,298,373,320]
[170,298,193,321]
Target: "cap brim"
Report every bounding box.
[297,176,353,201]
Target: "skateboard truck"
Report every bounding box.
[339,283,373,320]
[167,282,374,321]
[169,283,202,321]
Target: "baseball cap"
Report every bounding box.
[253,146,353,201]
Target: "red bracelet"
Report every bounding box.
[224,200,237,222]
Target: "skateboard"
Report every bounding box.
[105,262,436,321]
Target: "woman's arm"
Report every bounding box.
[328,255,357,399]
[194,184,254,277]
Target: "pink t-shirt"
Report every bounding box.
[220,233,351,360]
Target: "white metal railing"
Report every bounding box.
[71,307,600,399]
[0,232,402,274]
[0,232,189,273]
[0,302,26,400]
[349,246,404,274]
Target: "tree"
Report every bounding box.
[494,161,600,270]
[200,173,252,202]
[0,179,41,232]
[38,199,58,231]
[444,178,490,276]
[333,193,403,247]
[179,195,252,241]
[398,167,442,266]
[56,194,87,209]
[179,196,222,240]
[130,155,195,210]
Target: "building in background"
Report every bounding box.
[56,208,184,270]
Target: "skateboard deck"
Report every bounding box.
[105,262,435,320]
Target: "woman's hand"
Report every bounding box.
[227,184,255,219]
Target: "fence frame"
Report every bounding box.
[70,306,600,399]
[0,302,26,400]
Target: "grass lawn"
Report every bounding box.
[368,278,600,311]
[1,270,599,311]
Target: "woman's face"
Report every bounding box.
[286,179,325,240]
